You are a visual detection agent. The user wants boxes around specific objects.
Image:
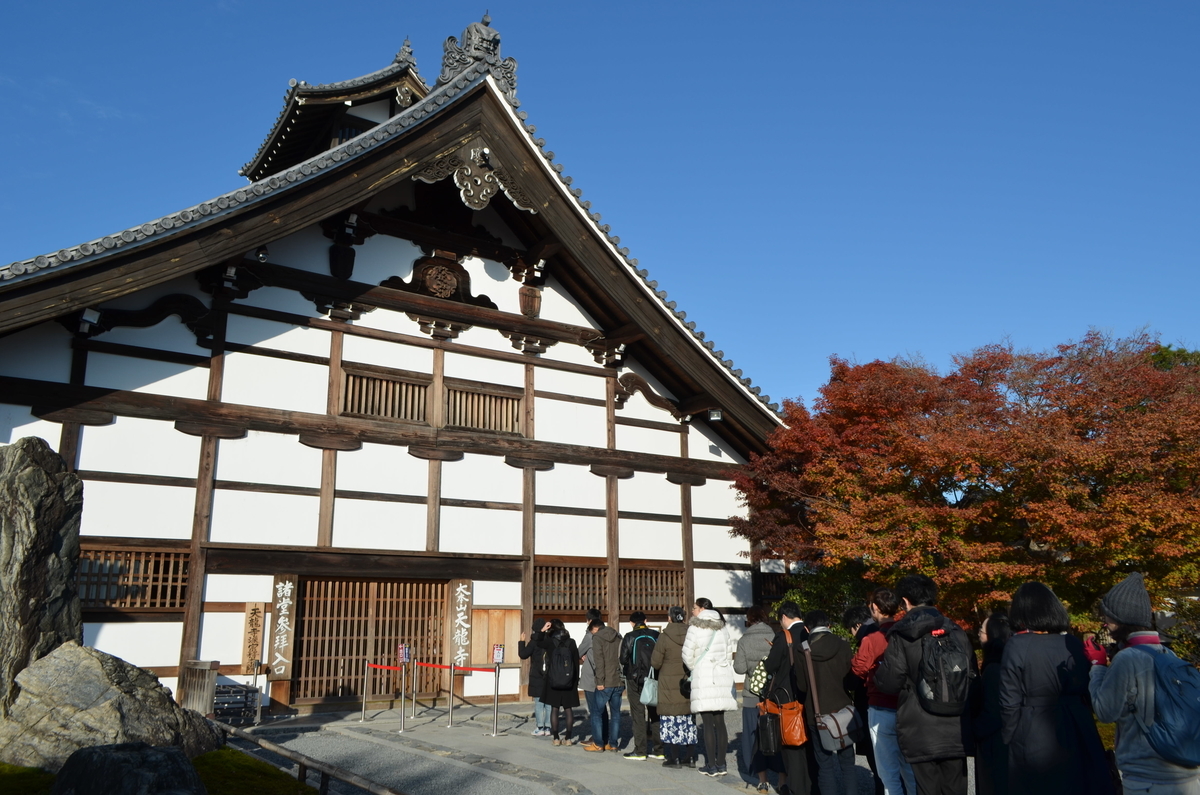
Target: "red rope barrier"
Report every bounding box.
[366,661,497,673]
[366,663,405,672]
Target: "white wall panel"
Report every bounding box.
[692,525,750,564]
[257,225,328,275]
[617,425,682,458]
[440,506,521,555]
[464,666,520,697]
[336,443,428,496]
[0,404,61,450]
[535,368,606,401]
[617,518,682,560]
[441,454,521,504]
[539,343,604,369]
[79,480,194,539]
[198,612,247,666]
[352,230,421,285]
[236,285,321,317]
[226,315,330,357]
[100,318,207,356]
[689,421,747,466]
[690,480,744,522]
[619,471,680,516]
[84,621,183,668]
[86,353,209,400]
[0,323,72,383]
[349,307,421,336]
[444,351,524,388]
[461,256,520,315]
[536,463,604,510]
[539,276,600,330]
[79,417,200,478]
[472,580,521,607]
[535,399,606,449]
[217,431,321,488]
[204,574,274,603]
[341,334,432,374]
[331,498,425,551]
[221,354,326,414]
[534,513,606,557]
[453,325,521,354]
[693,568,753,611]
[209,491,319,546]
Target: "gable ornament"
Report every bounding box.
[414,145,536,214]
[438,14,518,105]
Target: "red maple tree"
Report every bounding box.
[731,331,1200,621]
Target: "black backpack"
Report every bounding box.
[626,632,657,686]
[915,620,973,716]
[547,638,576,691]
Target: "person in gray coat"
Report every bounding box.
[734,605,785,794]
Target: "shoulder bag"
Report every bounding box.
[757,629,808,750]
[640,667,659,706]
[802,638,863,752]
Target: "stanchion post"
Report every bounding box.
[398,662,406,734]
[410,659,418,720]
[447,661,456,728]
[359,662,370,722]
[489,662,500,737]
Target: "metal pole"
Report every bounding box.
[360,663,370,722]
[252,658,262,726]
[398,663,406,734]
[486,662,500,737]
[447,662,455,728]
[410,659,418,720]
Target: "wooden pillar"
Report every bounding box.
[520,364,536,685]
[681,426,695,608]
[317,330,343,547]
[57,342,90,470]
[605,376,619,623]
[426,348,446,552]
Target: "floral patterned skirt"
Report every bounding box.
[660,714,697,745]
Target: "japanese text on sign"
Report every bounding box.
[492,644,505,664]
[452,582,471,668]
[267,575,298,681]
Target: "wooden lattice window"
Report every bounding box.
[619,568,687,614]
[533,565,608,613]
[445,387,522,434]
[77,547,190,610]
[342,371,428,422]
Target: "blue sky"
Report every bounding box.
[2,2,1197,410]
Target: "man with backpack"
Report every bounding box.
[619,612,664,760]
[1086,572,1200,794]
[875,574,977,795]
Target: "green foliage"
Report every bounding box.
[1169,596,1200,667]
[1150,344,1200,371]
[770,560,874,641]
[0,762,54,795]
[193,746,318,795]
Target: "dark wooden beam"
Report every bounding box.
[204,545,524,581]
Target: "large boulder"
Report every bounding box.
[0,436,83,716]
[0,642,223,772]
[50,741,208,795]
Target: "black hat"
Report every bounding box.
[1100,572,1153,628]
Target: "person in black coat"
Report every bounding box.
[761,601,815,795]
[973,610,1012,795]
[998,582,1115,795]
[539,619,581,745]
[519,617,551,736]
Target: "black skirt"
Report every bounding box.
[540,682,580,708]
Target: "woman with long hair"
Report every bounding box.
[974,610,1012,795]
[683,597,738,777]
[999,582,1114,795]
[651,606,698,768]
[538,618,580,745]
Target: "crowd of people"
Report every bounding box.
[515,572,1200,795]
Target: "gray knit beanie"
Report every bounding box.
[1100,572,1153,628]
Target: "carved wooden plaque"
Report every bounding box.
[267,575,298,682]
[241,602,266,675]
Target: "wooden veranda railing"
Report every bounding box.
[77,546,190,609]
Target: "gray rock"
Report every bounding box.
[0,437,83,716]
[50,741,208,795]
[0,642,224,772]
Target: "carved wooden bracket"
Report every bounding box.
[407,314,471,340]
[298,433,363,451]
[585,339,624,368]
[590,464,635,479]
[500,330,557,356]
[60,294,216,342]
[666,472,707,487]
[174,421,248,439]
[414,144,537,214]
[300,291,377,321]
[381,254,497,310]
[613,373,685,420]
[407,446,465,461]
[504,455,555,471]
[320,211,376,280]
[195,262,264,302]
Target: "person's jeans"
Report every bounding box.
[584,690,600,742]
[813,740,858,795]
[869,706,917,795]
[591,686,624,747]
[533,697,551,730]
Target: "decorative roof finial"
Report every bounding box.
[394,37,418,69]
[438,15,518,104]
[482,11,491,26]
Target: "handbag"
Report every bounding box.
[802,637,864,753]
[756,629,808,748]
[747,658,770,697]
[640,667,659,706]
[757,708,782,756]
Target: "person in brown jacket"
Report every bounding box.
[581,619,624,752]
[650,606,697,768]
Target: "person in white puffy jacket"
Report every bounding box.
[682,597,738,777]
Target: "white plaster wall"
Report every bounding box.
[198,612,247,666]
[440,506,521,555]
[352,234,420,285]
[204,574,274,603]
[621,357,678,401]
[472,580,521,606]
[689,421,747,466]
[79,416,200,479]
[236,285,322,317]
[444,350,524,388]
[616,425,682,458]
[690,480,744,522]
[563,622,589,644]
[453,325,522,355]
[534,399,606,449]
[539,276,600,330]
[535,368,606,401]
[84,622,183,668]
[331,498,425,551]
[692,525,750,564]
[693,568,753,610]
[209,491,319,546]
[441,453,521,504]
[539,343,603,369]
[0,404,61,450]
[760,559,787,574]
[725,614,747,643]
[352,99,391,123]
[533,513,606,557]
[336,442,428,496]
[221,353,327,414]
[341,335,432,374]
[349,307,422,336]
[536,463,605,510]
[100,318,208,356]
[617,518,682,560]
[226,315,331,357]
[217,431,322,488]
[461,256,520,315]
[0,322,71,382]
[79,480,195,539]
[255,226,327,276]
[463,666,520,698]
[471,205,523,249]
[85,353,209,400]
[619,471,680,516]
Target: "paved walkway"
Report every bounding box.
[235,701,885,795]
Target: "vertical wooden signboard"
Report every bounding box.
[267,575,298,682]
[241,602,266,675]
[447,578,472,695]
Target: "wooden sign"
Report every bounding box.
[241,602,266,675]
[397,643,410,664]
[448,579,472,673]
[267,575,298,681]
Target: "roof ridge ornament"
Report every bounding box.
[438,14,518,105]
[394,37,418,69]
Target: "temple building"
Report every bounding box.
[0,17,782,711]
